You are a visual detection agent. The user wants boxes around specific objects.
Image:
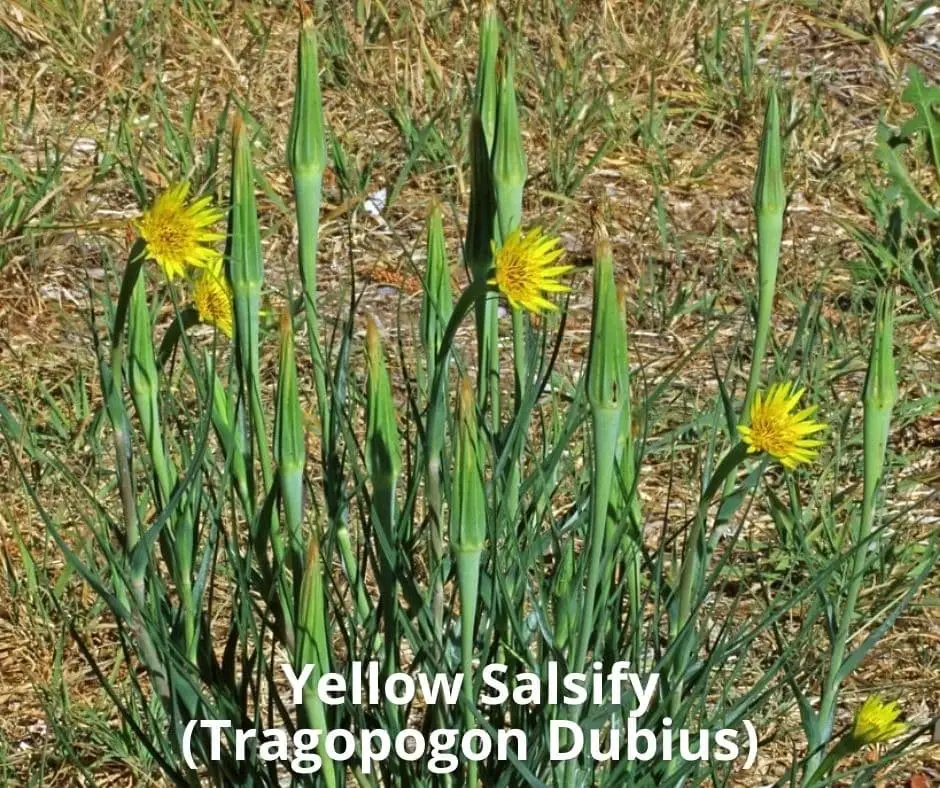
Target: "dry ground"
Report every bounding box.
[1,0,939,785]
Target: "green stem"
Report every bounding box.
[811,433,884,775]
[248,367,274,491]
[511,306,526,404]
[374,479,399,673]
[176,541,198,664]
[671,443,749,709]
[480,292,501,431]
[427,450,445,640]
[335,522,372,622]
[663,442,748,786]
[456,548,482,788]
[804,736,855,788]
[504,306,526,527]
[809,292,895,781]
[295,171,331,447]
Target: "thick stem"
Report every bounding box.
[456,549,482,788]
[335,523,372,621]
[295,171,331,446]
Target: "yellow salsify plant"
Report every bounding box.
[419,200,452,645]
[451,375,487,788]
[113,42,838,788]
[129,181,234,667]
[575,234,628,672]
[468,0,500,427]
[492,51,531,539]
[288,15,331,447]
[803,288,902,785]
[608,281,643,665]
[294,531,337,786]
[666,378,827,781]
[806,695,907,785]
[488,223,570,614]
[364,314,405,729]
[741,87,785,425]
[9,6,937,788]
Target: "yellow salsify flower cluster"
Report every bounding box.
[135,182,233,337]
[490,227,573,313]
[850,695,907,746]
[737,382,827,469]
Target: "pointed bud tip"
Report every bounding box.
[277,311,296,370]
[366,315,382,359]
[594,238,613,268]
[457,376,475,419]
[304,532,320,569]
[592,205,611,249]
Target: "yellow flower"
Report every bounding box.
[851,695,906,746]
[192,261,234,338]
[737,382,826,469]
[134,182,224,281]
[488,227,573,313]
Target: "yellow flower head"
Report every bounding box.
[134,182,225,281]
[851,695,906,746]
[193,260,234,338]
[737,382,826,469]
[488,227,573,313]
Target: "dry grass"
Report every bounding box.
[1,0,938,784]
